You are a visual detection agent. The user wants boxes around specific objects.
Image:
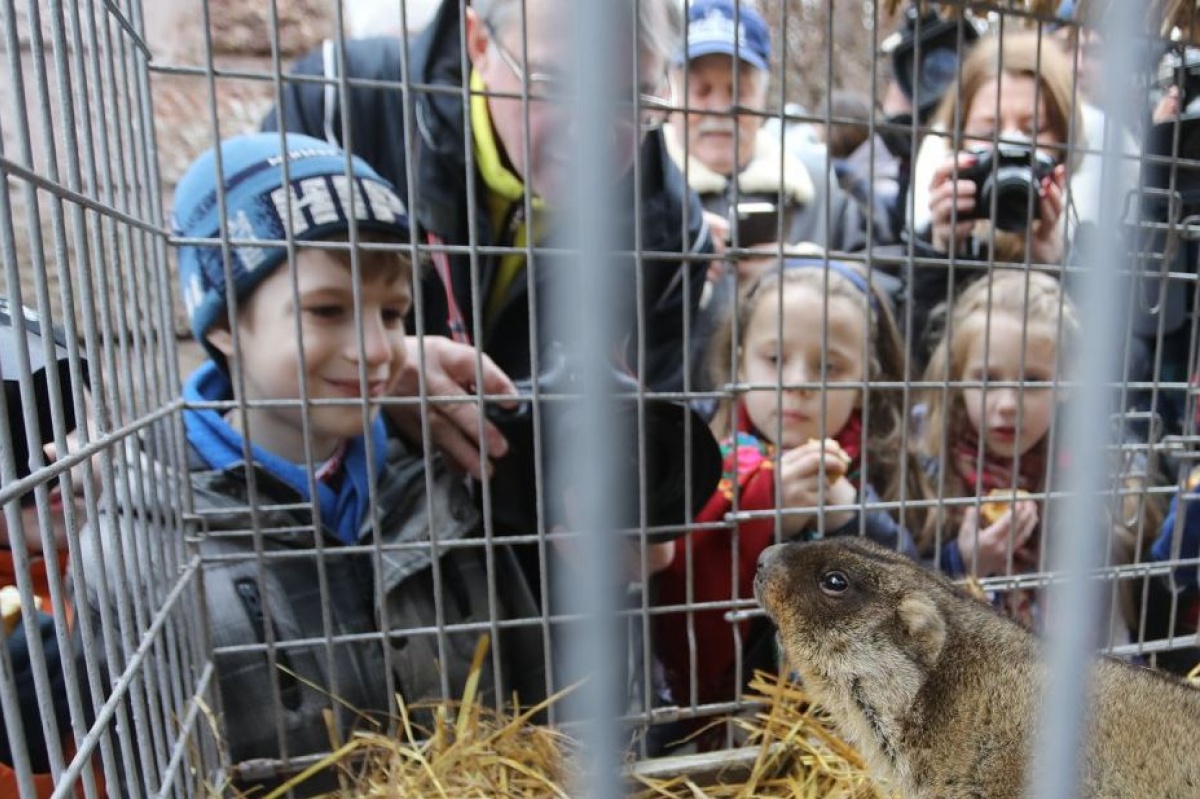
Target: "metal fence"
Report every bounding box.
[1,0,1199,797]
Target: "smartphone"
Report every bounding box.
[730,201,780,249]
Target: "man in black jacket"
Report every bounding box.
[264,0,713,478]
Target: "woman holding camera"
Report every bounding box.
[899,31,1081,361]
[924,31,1076,264]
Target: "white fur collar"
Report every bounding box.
[663,123,815,205]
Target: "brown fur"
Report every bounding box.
[754,538,1200,799]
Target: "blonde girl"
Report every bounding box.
[652,259,923,744]
[920,270,1072,574]
[919,270,1156,640]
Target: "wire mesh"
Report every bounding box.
[2,0,1200,797]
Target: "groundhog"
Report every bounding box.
[754,537,1200,799]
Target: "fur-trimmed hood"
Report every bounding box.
[663,123,815,206]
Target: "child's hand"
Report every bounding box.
[777,440,857,536]
[956,500,1039,577]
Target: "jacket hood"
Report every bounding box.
[662,124,814,206]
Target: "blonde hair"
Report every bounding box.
[918,269,1077,544]
[710,261,929,534]
[934,30,1083,169]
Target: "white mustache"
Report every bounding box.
[696,119,736,136]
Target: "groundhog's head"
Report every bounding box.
[754,538,952,682]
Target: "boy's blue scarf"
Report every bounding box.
[183,362,387,544]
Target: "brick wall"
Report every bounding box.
[3,0,337,375]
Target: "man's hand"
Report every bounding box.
[388,336,517,480]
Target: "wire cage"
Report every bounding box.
[2,0,1200,797]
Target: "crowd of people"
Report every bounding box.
[6,0,1200,793]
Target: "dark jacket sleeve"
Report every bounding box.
[1152,492,1200,590]
[0,613,75,775]
[634,131,714,394]
[790,144,873,253]
[934,538,967,578]
[261,43,332,139]
[826,482,919,560]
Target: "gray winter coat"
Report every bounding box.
[79,433,546,773]
[663,124,871,253]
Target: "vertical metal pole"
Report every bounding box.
[1030,4,1142,798]
[558,0,624,797]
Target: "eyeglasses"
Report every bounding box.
[485,22,675,135]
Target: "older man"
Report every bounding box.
[265,0,711,477]
[665,0,871,255]
[665,0,879,402]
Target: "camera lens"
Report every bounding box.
[984,165,1039,233]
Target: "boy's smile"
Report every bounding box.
[209,247,412,463]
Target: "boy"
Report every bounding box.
[0,296,96,796]
[84,133,545,781]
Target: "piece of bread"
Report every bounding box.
[979,488,1032,526]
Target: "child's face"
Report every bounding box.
[215,248,412,462]
[961,315,1058,458]
[739,283,866,449]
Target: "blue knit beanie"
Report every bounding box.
[171,132,411,364]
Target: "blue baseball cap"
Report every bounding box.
[171,132,411,365]
[681,0,771,72]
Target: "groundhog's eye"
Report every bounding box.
[819,570,849,595]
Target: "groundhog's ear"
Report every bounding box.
[897,594,946,667]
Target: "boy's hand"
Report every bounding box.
[777,440,857,537]
[956,500,1039,577]
[389,336,517,479]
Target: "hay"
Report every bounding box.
[226,636,888,799]
[628,672,895,799]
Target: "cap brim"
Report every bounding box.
[679,40,769,72]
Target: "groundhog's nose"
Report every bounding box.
[758,543,786,574]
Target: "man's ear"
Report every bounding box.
[464,6,490,69]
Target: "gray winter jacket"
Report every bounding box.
[80,433,546,773]
[663,124,871,253]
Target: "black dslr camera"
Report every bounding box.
[958,142,1057,233]
[482,348,722,538]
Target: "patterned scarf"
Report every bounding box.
[951,425,1048,631]
[951,427,1046,495]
